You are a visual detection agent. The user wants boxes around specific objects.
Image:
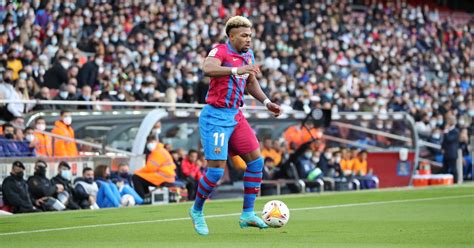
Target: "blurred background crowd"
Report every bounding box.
[0,0,472,134]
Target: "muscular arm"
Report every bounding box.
[202,57,233,77]
[246,74,282,116]
[246,74,268,103]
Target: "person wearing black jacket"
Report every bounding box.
[73,167,99,209]
[50,161,80,210]
[1,161,41,213]
[442,115,460,182]
[27,160,65,211]
[43,57,69,89]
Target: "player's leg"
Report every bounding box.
[229,113,268,229]
[190,112,233,235]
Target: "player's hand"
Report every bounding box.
[266,102,282,117]
[237,65,261,76]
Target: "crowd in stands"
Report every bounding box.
[0,0,471,137]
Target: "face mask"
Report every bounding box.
[36,124,46,131]
[37,166,46,177]
[325,153,332,160]
[335,157,341,163]
[432,133,440,139]
[85,177,94,184]
[59,91,69,99]
[63,116,72,125]
[124,84,132,92]
[61,170,72,180]
[117,93,125,100]
[4,133,13,139]
[26,134,35,142]
[135,77,143,84]
[312,157,320,164]
[304,152,312,159]
[147,142,157,151]
[14,171,24,179]
[120,172,129,178]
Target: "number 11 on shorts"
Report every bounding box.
[213,132,225,147]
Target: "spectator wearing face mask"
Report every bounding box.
[2,161,41,213]
[27,160,66,211]
[19,127,36,156]
[51,110,78,157]
[73,167,99,209]
[77,85,94,110]
[132,135,176,198]
[0,123,19,157]
[110,163,143,205]
[43,57,69,89]
[33,117,53,157]
[51,161,81,210]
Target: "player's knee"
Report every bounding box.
[247,157,264,172]
[205,167,225,181]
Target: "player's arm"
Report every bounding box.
[246,74,282,117]
[202,57,261,77]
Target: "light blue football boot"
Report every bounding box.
[189,207,209,236]
[239,212,269,229]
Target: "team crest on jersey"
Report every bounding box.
[208,48,218,57]
[214,147,221,154]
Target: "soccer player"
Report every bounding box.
[189,16,281,236]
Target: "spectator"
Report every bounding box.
[73,167,99,209]
[53,84,76,110]
[27,160,66,211]
[1,161,41,213]
[340,148,354,176]
[296,143,321,181]
[0,69,25,121]
[318,148,342,178]
[459,128,472,180]
[94,165,121,208]
[43,56,69,89]
[77,85,94,110]
[180,149,202,200]
[261,138,282,166]
[20,127,36,156]
[0,123,19,157]
[441,115,460,182]
[33,117,52,157]
[50,161,81,210]
[77,56,101,88]
[132,136,176,198]
[32,86,54,111]
[110,163,143,205]
[51,110,78,157]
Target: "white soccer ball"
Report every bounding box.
[261,200,290,228]
[121,194,136,207]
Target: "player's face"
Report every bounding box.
[230,27,252,53]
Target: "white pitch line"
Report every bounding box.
[0,194,472,237]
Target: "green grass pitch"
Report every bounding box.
[1,184,473,248]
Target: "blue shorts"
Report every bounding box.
[199,105,238,160]
[199,105,260,160]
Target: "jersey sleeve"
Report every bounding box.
[207,45,226,63]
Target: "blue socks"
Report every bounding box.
[193,167,224,212]
[242,157,263,213]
